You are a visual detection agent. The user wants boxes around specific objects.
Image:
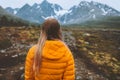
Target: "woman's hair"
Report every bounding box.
[33,18,62,74]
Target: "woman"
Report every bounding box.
[25,18,75,80]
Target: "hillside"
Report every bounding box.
[67,16,120,29]
[0,6,38,27]
[82,16,120,28]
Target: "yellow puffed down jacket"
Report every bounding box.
[25,40,75,80]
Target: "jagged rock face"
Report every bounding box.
[5,0,63,23]
[5,1,120,24]
[60,1,120,24]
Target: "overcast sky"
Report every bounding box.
[0,0,120,11]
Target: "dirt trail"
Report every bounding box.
[63,30,108,80]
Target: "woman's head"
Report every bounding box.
[41,18,62,40]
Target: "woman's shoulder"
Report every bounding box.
[27,45,37,56]
[29,45,37,51]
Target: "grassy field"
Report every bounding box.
[0,26,120,80]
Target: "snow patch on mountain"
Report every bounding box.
[42,15,55,20]
[55,9,69,16]
[13,10,17,14]
[90,9,95,12]
[92,14,96,19]
[101,8,108,15]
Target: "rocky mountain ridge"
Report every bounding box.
[5,0,120,24]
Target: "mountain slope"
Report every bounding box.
[60,1,120,24]
[9,0,63,23]
[0,6,33,27]
[75,16,120,29]
[5,7,19,14]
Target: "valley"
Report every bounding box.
[0,27,120,80]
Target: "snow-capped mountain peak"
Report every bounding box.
[59,1,120,24]
[79,1,90,6]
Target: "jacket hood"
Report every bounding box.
[42,40,66,60]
